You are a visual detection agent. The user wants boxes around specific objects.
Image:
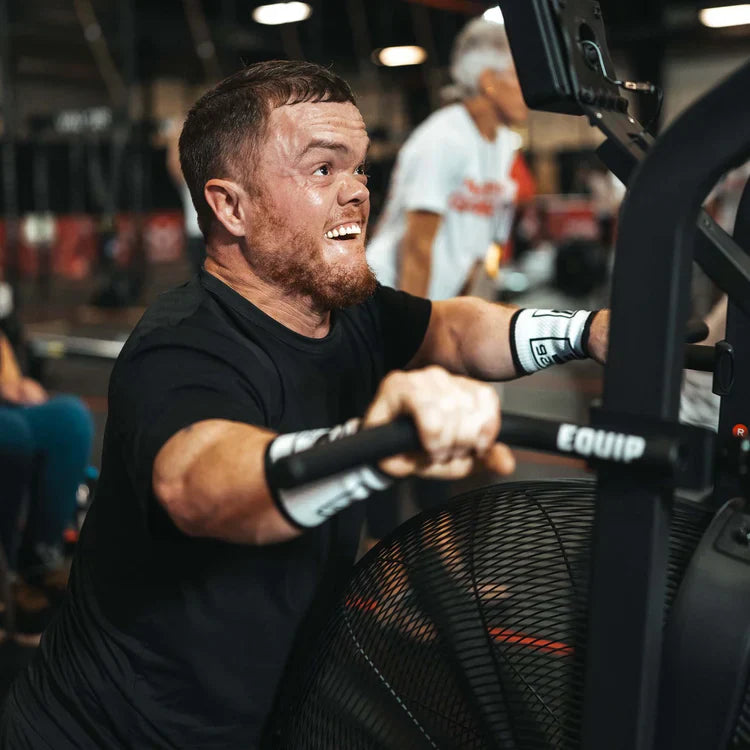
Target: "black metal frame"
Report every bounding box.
[650,179,750,750]
[499,2,750,748]
[586,42,750,750]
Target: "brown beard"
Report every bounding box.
[246,192,376,310]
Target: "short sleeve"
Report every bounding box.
[110,334,267,499]
[399,129,467,215]
[374,285,432,372]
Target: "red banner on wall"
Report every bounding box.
[0,211,187,280]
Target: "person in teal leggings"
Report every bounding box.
[0,332,93,636]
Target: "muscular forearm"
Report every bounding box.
[153,363,527,547]
[153,420,300,546]
[410,299,608,379]
[410,297,520,380]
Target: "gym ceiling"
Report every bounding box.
[5,0,749,93]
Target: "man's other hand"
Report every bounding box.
[363,366,515,480]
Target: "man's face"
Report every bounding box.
[243,100,374,310]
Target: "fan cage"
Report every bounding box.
[273,479,716,749]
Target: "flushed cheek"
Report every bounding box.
[276,177,327,212]
[296,181,327,207]
[297,187,330,231]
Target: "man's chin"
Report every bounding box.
[311,266,378,310]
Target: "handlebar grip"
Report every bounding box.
[268,411,684,490]
[268,416,420,490]
[268,412,586,490]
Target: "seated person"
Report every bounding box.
[0,331,94,641]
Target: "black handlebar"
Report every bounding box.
[269,330,713,491]
[268,412,683,490]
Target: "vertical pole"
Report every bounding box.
[121,0,146,302]
[627,0,666,134]
[0,0,20,296]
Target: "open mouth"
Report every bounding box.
[325,223,362,241]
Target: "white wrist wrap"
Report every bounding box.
[511,309,595,375]
[266,419,392,529]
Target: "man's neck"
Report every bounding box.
[203,250,331,339]
[462,95,503,142]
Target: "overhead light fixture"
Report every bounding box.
[483,6,505,24]
[375,46,428,67]
[699,4,750,27]
[252,2,312,25]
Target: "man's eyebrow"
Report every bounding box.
[299,138,371,159]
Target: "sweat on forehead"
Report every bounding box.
[261,101,368,156]
[270,99,365,127]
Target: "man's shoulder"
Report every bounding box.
[119,278,207,357]
[114,277,282,376]
[114,277,262,375]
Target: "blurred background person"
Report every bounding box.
[367,17,531,300]
[364,17,533,545]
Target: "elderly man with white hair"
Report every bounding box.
[367,17,531,300]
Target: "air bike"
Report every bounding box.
[266,2,750,748]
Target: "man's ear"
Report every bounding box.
[204,179,247,238]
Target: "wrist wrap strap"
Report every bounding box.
[510,309,596,375]
[265,419,392,529]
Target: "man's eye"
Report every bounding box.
[314,165,330,176]
[355,164,369,176]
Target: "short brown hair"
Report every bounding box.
[179,60,357,239]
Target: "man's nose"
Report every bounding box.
[338,175,369,205]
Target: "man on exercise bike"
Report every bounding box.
[1,60,608,748]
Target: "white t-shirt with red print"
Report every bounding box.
[367,103,525,300]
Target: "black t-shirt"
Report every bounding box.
[6,272,431,749]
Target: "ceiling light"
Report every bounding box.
[699,4,750,27]
[483,6,505,24]
[252,2,312,25]
[375,46,428,67]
